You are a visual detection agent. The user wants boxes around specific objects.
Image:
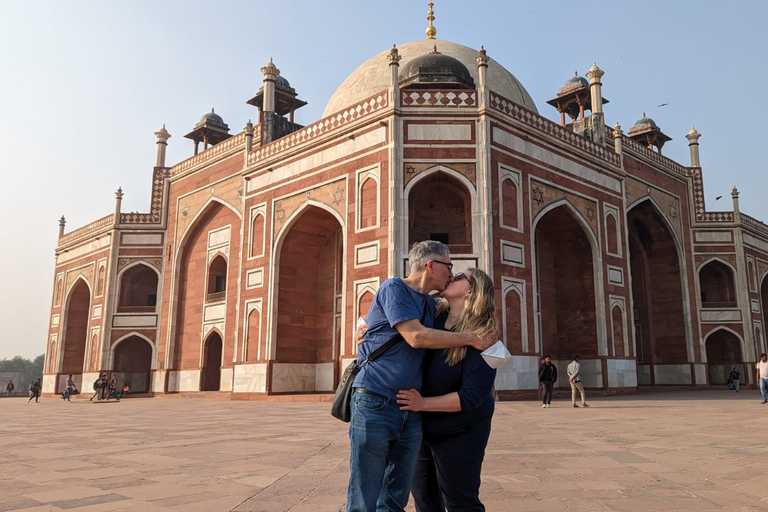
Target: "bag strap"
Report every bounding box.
[362,335,402,365]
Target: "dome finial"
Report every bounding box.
[426,1,437,39]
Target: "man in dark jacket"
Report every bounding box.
[538,355,558,408]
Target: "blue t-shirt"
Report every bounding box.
[421,313,496,434]
[352,278,436,400]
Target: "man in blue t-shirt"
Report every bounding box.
[346,240,495,512]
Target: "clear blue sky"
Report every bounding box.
[1,1,766,359]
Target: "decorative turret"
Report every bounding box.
[732,186,740,221]
[183,109,231,156]
[476,46,489,89]
[613,122,623,155]
[244,120,255,154]
[115,187,123,220]
[686,125,701,167]
[246,59,306,145]
[627,113,672,154]
[388,45,402,105]
[58,216,66,238]
[547,68,610,127]
[154,124,171,167]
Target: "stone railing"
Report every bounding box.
[171,131,248,177]
[247,92,388,166]
[58,213,114,246]
[742,213,768,237]
[618,133,687,178]
[698,211,734,223]
[488,91,621,167]
[401,89,477,108]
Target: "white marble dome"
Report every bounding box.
[323,39,538,117]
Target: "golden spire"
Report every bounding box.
[426,1,436,39]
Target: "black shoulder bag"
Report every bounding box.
[331,335,402,422]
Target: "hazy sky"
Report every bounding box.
[1,1,766,360]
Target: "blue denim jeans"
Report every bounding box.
[761,378,768,402]
[347,390,422,512]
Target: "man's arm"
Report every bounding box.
[394,318,495,351]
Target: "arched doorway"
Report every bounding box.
[113,336,153,393]
[61,279,91,378]
[201,332,222,391]
[699,260,737,307]
[409,171,472,254]
[275,205,343,393]
[117,264,158,313]
[627,201,688,385]
[534,205,598,360]
[706,329,742,385]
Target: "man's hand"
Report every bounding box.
[469,334,496,352]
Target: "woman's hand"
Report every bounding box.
[397,388,425,411]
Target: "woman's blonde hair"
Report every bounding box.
[439,268,498,366]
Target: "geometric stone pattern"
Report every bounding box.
[404,162,476,187]
[687,167,734,223]
[247,93,388,167]
[401,90,477,107]
[120,168,172,225]
[490,90,621,167]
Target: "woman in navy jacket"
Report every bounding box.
[397,268,499,511]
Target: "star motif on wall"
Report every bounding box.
[275,208,286,221]
[532,187,544,206]
[332,186,345,206]
[406,165,416,175]
[586,206,595,221]
[669,204,677,219]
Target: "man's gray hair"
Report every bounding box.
[409,240,450,272]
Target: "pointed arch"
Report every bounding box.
[117,262,160,313]
[704,327,744,385]
[358,175,379,230]
[698,258,737,307]
[60,277,92,375]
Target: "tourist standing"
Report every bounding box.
[728,366,740,392]
[64,374,74,401]
[538,356,558,408]
[6,380,14,398]
[757,354,768,404]
[567,355,589,408]
[346,241,494,512]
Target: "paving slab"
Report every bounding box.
[2,390,768,511]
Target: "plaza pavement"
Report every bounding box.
[1,390,768,511]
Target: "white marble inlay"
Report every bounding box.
[92,305,102,319]
[219,368,233,392]
[701,309,742,323]
[744,233,768,252]
[167,370,201,392]
[122,233,163,245]
[246,268,264,288]
[607,359,638,388]
[494,355,539,390]
[694,231,732,243]
[208,226,231,248]
[493,127,621,192]
[407,123,472,141]
[113,315,157,327]
[204,304,226,321]
[500,240,524,267]
[607,266,624,286]
[57,235,111,264]
[653,364,692,385]
[355,242,379,266]
[152,371,166,393]
[233,364,268,393]
[752,299,761,313]
[271,363,320,393]
[51,314,60,327]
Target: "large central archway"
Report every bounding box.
[274,205,343,393]
[534,205,598,359]
[61,279,91,378]
[627,200,688,385]
[113,335,153,393]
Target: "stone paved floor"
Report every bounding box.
[1,390,768,511]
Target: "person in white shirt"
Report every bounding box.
[566,355,589,408]
[756,353,768,404]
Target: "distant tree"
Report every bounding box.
[0,355,44,388]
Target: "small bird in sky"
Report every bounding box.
[715,196,723,200]
[657,103,669,107]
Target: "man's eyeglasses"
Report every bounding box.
[431,260,454,271]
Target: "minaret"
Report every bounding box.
[58,216,66,238]
[115,187,123,221]
[154,124,171,167]
[732,186,740,222]
[686,126,701,167]
[388,45,401,106]
[261,58,280,144]
[586,62,605,145]
[613,122,623,155]
[244,120,255,153]
[476,46,489,110]
[426,1,436,39]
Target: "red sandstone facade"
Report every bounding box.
[43,38,768,399]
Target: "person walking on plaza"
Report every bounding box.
[567,355,589,408]
[89,376,103,401]
[757,354,768,403]
[728,366,740,392]
[346,241,495,512]
[64,374,75,401]
[538,355,558,408]
[6,380,14,398]
[27,378,41,403]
